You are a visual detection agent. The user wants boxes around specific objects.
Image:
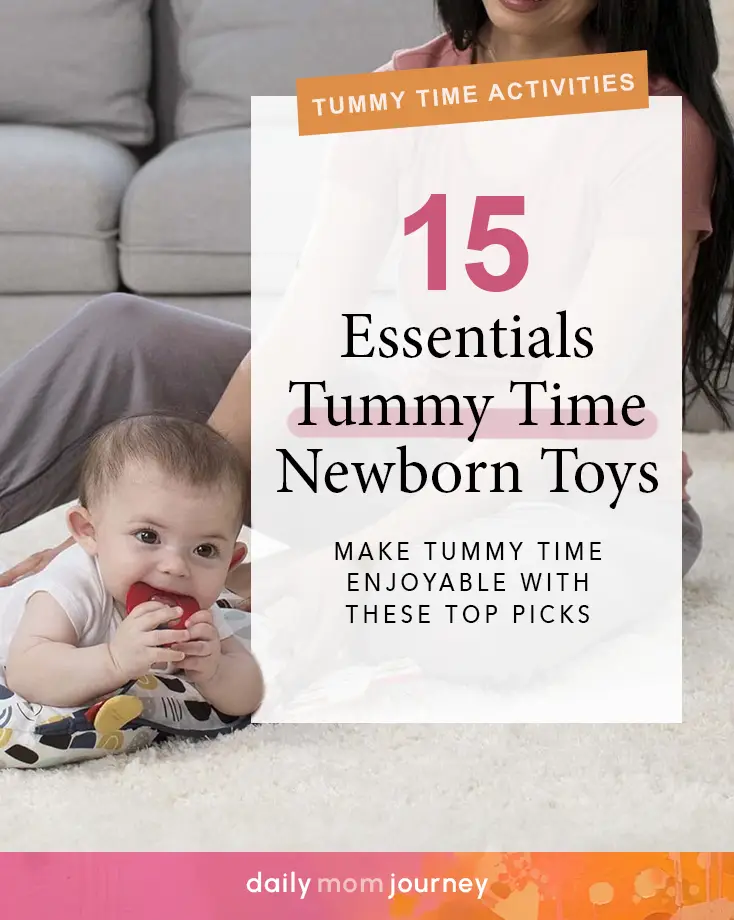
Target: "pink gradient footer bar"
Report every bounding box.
[1,852,733,919]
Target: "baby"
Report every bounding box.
[0,414,262,719]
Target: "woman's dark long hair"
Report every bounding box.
[436,0,734,424]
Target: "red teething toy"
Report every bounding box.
[82,586,201,726]
[125,582,200,629]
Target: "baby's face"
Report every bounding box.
[85,461,241,610]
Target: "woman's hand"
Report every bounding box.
[226,546,334,615]
[0,537,74,588]
[227,545,364,708]
[225,557,252,610]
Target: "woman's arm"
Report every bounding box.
[208,134,399,459]
[217,139,399,551]
[246,177,399,457]
[207,357,252,527]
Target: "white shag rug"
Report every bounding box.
[0,432,733,852]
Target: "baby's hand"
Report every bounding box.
[109,601,190,681]
[170,609,222,684]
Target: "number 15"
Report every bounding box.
[404,194,529,293]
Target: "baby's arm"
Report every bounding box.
[5,593,188,707]
[5,592,124,707]
[194,638,264,717]
[176,607,263,717]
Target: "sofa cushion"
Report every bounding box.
[0,126,138,294]
[171,0,439,138]
[0,0,153,146]
[119,129,249,294]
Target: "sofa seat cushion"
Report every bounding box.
[0,126,138,294]
[119,129,249,294]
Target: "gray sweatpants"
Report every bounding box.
[0,293,703,578]
[0,293,250,534]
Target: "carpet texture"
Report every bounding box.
[0,432,732,851]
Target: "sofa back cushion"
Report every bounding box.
[0,0,153,146]
[172,0,439,138]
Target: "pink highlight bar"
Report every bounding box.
[287,407,658,439]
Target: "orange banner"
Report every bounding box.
[296,51,648,135]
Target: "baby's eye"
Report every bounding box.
[135,530,159,545]
[195,544,219,559]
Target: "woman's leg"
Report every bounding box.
[682,500,703,578]
[0,294,250,534]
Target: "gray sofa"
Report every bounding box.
[0,0,732,427]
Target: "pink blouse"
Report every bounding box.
[380,34,717,495]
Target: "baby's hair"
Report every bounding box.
[78,414,249,524]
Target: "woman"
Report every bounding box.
[1,0,732,596]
